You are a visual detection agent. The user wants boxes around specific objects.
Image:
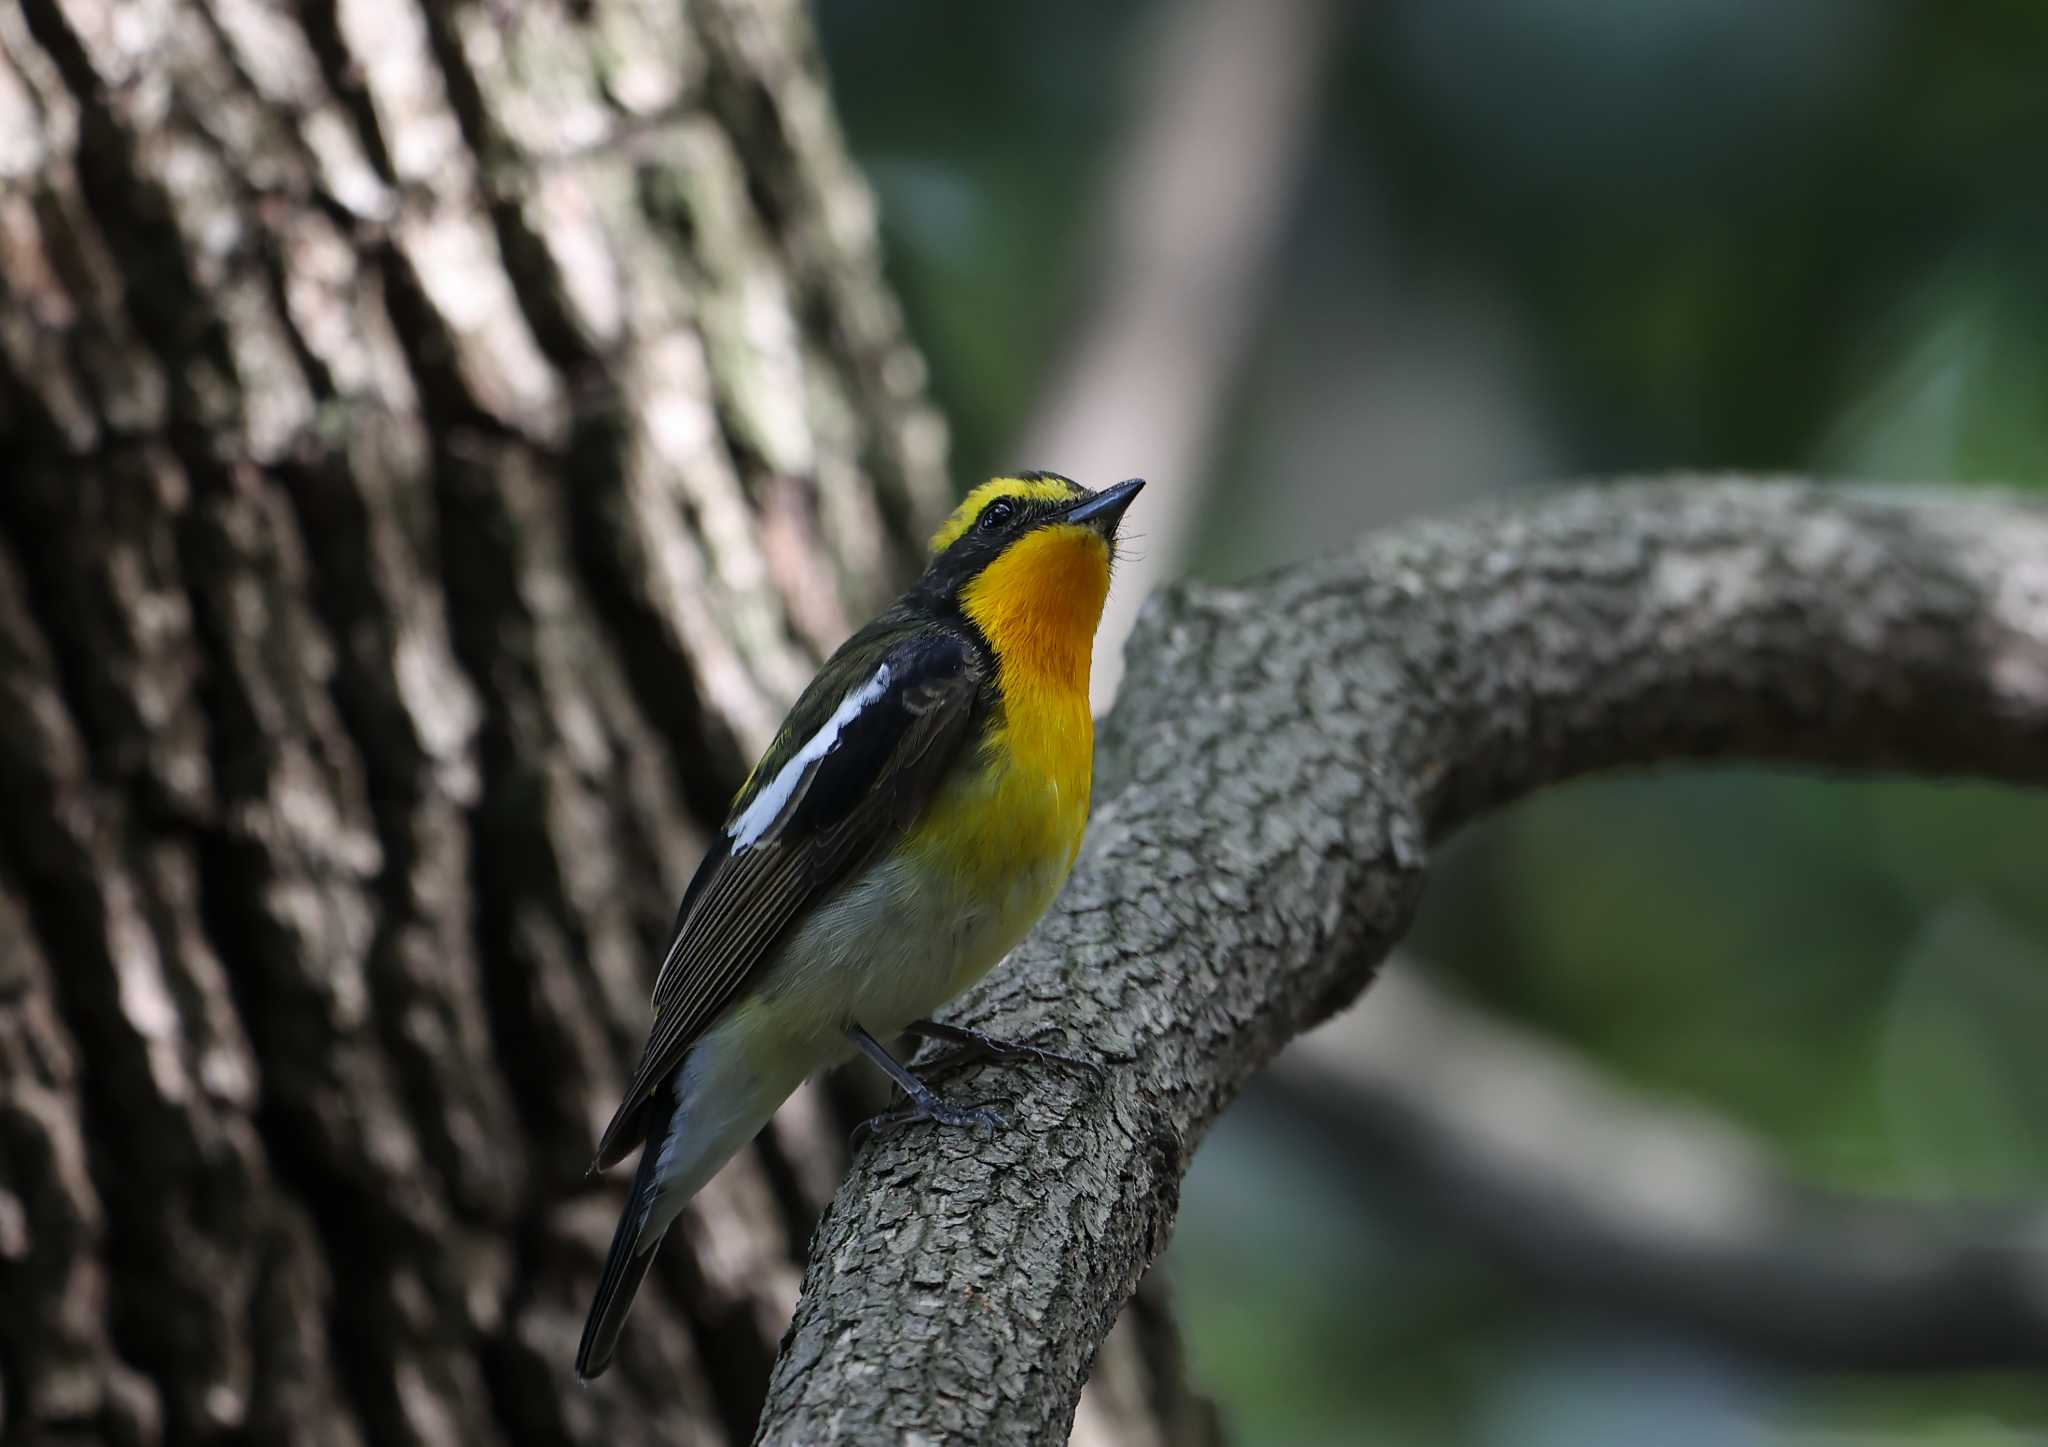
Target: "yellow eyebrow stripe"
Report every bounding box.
[928,476,1083,554]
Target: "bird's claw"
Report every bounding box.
[850,1093,1006,1147]
[910,1021,1107,1085]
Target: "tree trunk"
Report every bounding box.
[0,2,1210,1444]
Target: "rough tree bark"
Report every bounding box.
[759,481,2048,1444]
[0,1,1210,1444]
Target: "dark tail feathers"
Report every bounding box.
[576,1141,667,1381]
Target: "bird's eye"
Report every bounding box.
[978,498,1019,533]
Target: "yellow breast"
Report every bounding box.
[906,518,1108,908]
[900,703,1088,1010]
[913,692,1092,892]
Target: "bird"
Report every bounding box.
[576,471,1144,1381]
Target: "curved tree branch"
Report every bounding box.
[1275,967,2048,1370]
[754,479,2048,1445]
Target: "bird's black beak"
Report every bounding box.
[1063,477,1145,537]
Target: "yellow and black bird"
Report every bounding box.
[577,472,1144,1379]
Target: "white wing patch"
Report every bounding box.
[727,663,894,849]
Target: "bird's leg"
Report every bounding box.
[905,1018,1107,1084]
[847,1025,1004,1144]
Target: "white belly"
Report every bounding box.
[636,753,1081,1239]
[634,842,1067,1239]
[756,843,1069,1052]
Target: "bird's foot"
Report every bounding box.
[851,1088,1005,1147]
[907,1019,1107,1084]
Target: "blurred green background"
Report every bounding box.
[814,2,2048,1443]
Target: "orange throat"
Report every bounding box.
[958,522,1109,852]
[960,523,1112,702]
[942,523,1109,884]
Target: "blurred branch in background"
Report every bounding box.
[1071,1274,1228,1447]
[1277,967,2048,1370]
[1007,0,1335,712]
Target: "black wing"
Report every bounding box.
[593,626,985,1168]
